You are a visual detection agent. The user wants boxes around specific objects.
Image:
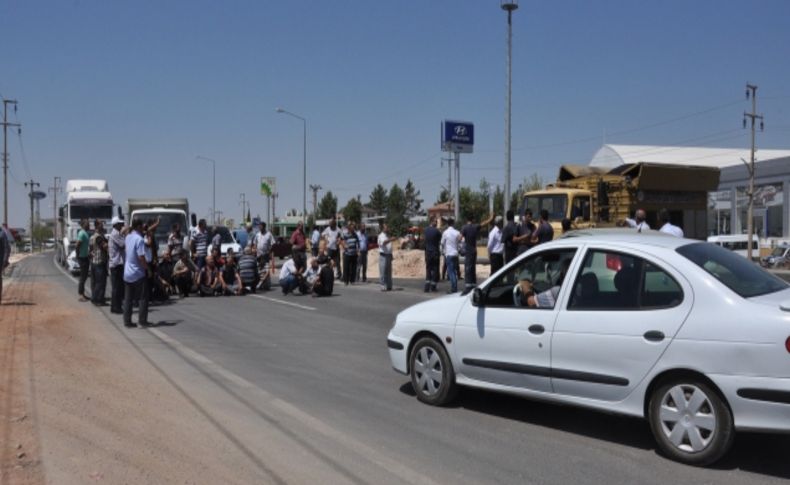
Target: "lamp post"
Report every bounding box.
[276,108,307,225]
[196,156,216,224]
[501,0,518,217]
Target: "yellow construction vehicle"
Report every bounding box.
[522,162,720,239]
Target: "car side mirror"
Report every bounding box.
[472,287,485,307]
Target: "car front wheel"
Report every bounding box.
[410,337,457,406]
[648,379,734,466]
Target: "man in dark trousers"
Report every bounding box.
[123,218,150,328]
[460,213,495,295]
[108,217,126,313]
[75,218,91,302]
[423,217,441,293]
[502,210,519,265]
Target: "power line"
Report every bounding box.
[331,152,442,191]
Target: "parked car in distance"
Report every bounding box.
[761,244,790,269]
[706,234,759,260]
[271,236,292,259]
[388,229,790,466]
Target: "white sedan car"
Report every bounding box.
[388,229,790,466]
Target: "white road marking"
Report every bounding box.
[249,294,316,311]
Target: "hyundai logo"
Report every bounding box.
[454,125,467,136]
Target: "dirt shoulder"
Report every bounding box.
[1,255,267,484]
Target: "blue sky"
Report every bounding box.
[2,0,789,227]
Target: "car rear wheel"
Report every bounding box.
[410,337,457,406]
[648,379,734,466]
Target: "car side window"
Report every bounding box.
[568,250,683,311]
[484,248,577,309]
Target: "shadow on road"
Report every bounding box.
[151,320,182,327]
[400,383,790,478]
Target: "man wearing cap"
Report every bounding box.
[487,215,504,275]
[108,216,126,313]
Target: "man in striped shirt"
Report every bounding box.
[340,222,360,286]
[191,219,209,269]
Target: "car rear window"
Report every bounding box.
[677,242,788,298]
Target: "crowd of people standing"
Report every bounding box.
[70,204,685,327]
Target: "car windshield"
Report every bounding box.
[677,242,788,298]
[523,195,567,221]
[148,213,187,247]
[770,247,788,257]
[71,204,113,220]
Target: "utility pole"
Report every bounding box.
[25,179,40,252]
[309,184,322,219]
[501,0,518,217]
[743,83,764,262]
[441,156,453,204]
[2,99,21,226]
[454,152,461,222]
[49,177,61,241]
[239,192,247,224]
[271,193,278,235]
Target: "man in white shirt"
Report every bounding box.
[440,218,461,293]
[487,216,504,275]
[279,257,303,295]
[377,222,398,291]
[322,218,342,279]
[310,226,321,257]
[658,209,684,237]
[254,222,274,268]
[624,209,650,233]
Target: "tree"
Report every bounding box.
[317,191,338,220]
[436,188,450,204]
[458,186,489,224]
[386,183,408,235]
[403,179,424,217]
[510,172,545,214]
[342,197,363,224]
[368,184,388,215]
[32,224,53,245]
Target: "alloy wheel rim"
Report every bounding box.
[658,384,717,453]
[414,347,443,396]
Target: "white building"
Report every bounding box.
[589,145,790,238]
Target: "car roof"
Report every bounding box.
[556,228,693,250]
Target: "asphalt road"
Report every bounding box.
[33,254,790,483]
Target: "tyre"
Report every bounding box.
[648,378,734,466]
[410,337,457,406]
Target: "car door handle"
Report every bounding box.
[644,330,665,342]
[528,324,545,335]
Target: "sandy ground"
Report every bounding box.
[0,258,269,484]
[357,248,491,281]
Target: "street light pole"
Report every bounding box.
[276,108,307,225]
[196,156,216,224]
[501,1,518,217]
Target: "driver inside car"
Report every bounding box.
[515,257,572,308]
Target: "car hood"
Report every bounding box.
[396,292,467,325]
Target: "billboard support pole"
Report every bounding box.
[454,151,461,222]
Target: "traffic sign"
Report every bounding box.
[441,120,474,154]
[30,190,47,200]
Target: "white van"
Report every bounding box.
[706,234,759,260]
